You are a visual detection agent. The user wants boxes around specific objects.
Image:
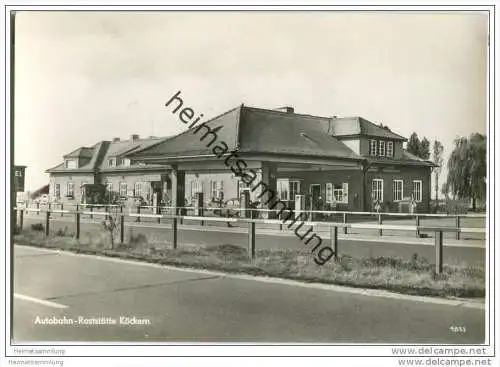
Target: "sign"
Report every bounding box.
[13,165,26,192]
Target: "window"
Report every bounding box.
[290,180,301,200]
[106,182,113,193]
[210,180,223,199]
[413,180,422,202]
[108,158,116,167]
[393,180,403,201]
[236,180,241,198]
[134,182,142,197]
[190,180,202,199]
[379,141,386,157]
[333,183,346,203]
[325,183,333,203]
[326,183,348,204]
[119,182,127,197]
[66,182,74,197]
[386,141,394,158]
[369,139,377,156]
[210,181,217,199]
[65,159,77,169]
[54,184,60,199]
[372,179,384,202]
[15,170,22,177]
[277,179,289,201]
[122,158,131,167]
[80,181,87,197]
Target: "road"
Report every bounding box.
[22,216,485,266]
[13,245,485,343]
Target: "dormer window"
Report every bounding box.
[65,159,77,169]
[369,140,377,156]
[386,141,394,158]
[122,158,131,167]
[378,141,386,157]
[108,158,116,167]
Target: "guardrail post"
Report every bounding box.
[343,213,348,234]
[415,215,420,238]
[248,221,256,259]
[76,211,80,240]
[19,209,24,230]
[378,214,383,236]
[90,206,93,220]
[136,206,141,223]
[45,210,50,236]
[60,203,64,217]
[331,226,338,260]
[456,215,461,240]
[172,217,178,249]
[36,202,40,215]
[120,214,124,244]
[434,230,443,274]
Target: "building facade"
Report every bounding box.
[47,105,434,213]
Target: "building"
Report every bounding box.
[46,105,435,213]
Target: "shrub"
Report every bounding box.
[31,223,44,232]
[55,226,74,237]
[129,232,148,245]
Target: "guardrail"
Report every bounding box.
[13,207,486,274]
[18,201,486,241]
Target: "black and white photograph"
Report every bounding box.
[2,2,497,367]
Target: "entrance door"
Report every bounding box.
[310,184,321,206]
[151,181,163,214]
[310,184,321,220]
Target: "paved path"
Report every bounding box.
[13,245,485,343]
[22,216,486,265]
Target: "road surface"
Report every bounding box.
[13,245,485,343]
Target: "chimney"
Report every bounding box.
[130,134,140,141]
[274,106,295,114]
[112,137,120,142]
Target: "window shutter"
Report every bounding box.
[325,183,333,204]
[342,183,349,203]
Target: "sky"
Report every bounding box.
[14,11,488,193]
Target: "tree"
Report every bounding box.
[420,137,430,160]
[407,132,421,157]
[101,206,121,249]
[444,133,486,211]
[432,140,444,204]
[406,132,431,160]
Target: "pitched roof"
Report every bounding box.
[47,142,108,173]
[237,107,361,159]
[367,150,435,167]
[401,150,435,166]
[129,106,362,161]
[128,107,242,158]
[63,147,95,159]
[329,117,407,141]
[99,137,165,171]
